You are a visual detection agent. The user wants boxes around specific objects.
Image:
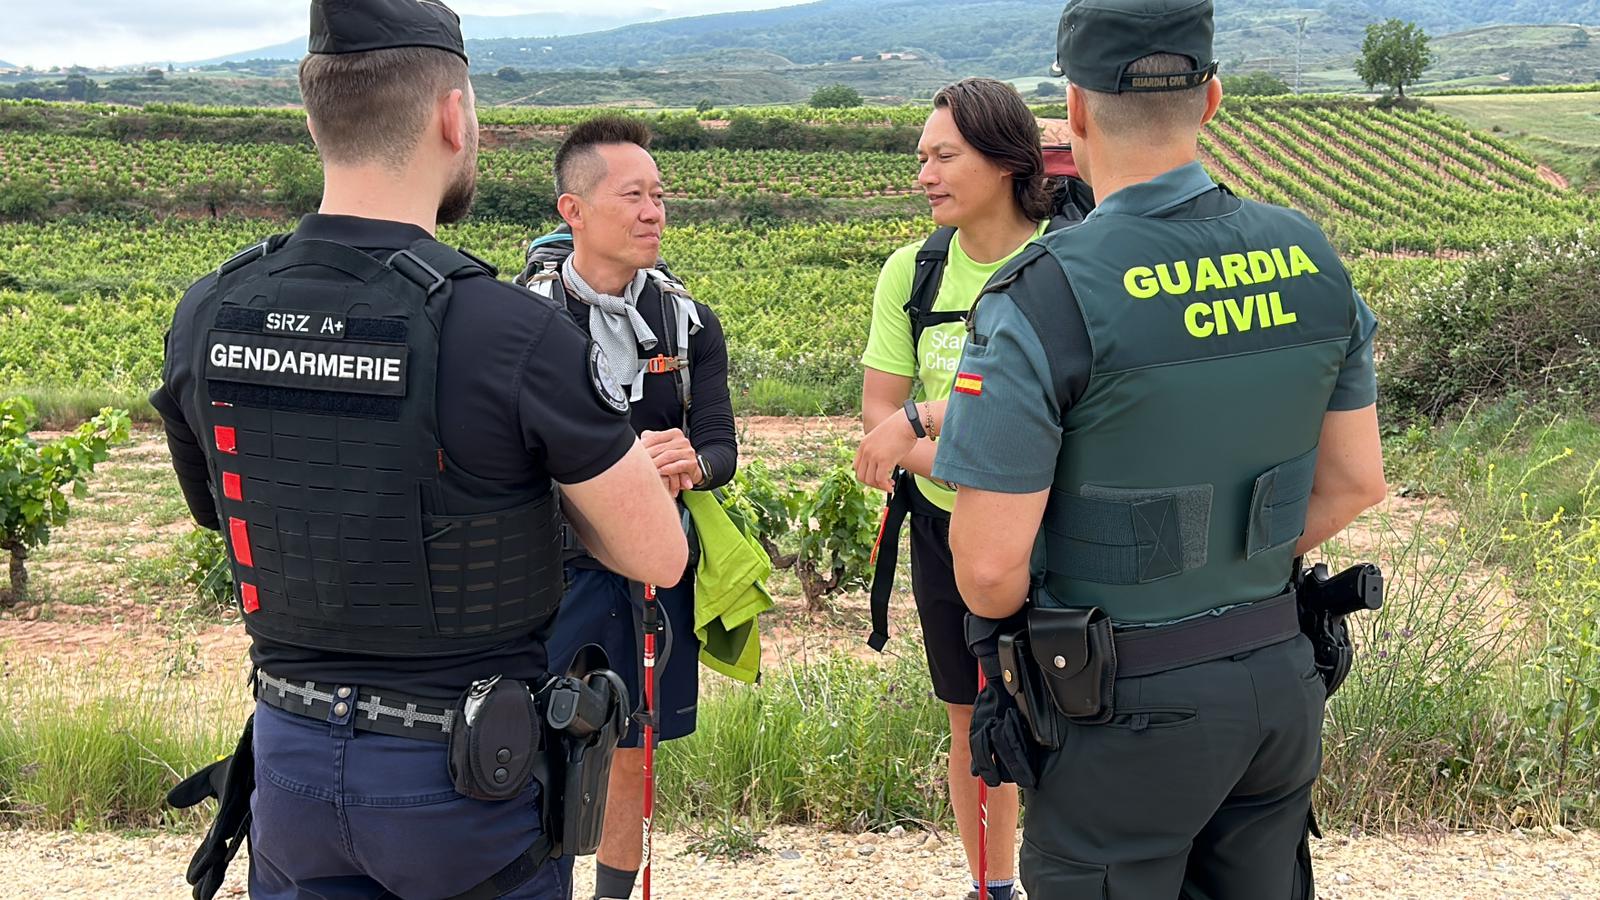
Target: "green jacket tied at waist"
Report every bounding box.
[683,489,772,683]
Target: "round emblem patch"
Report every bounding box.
[588,342,631,416]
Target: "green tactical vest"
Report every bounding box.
[1016,195,1358,624]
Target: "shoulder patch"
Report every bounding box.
[953,372,984,396]
[588,342,631,416]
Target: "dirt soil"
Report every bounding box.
[2,825,1598,899]
[2,418,1597,898]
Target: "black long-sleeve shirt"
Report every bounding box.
[561,283,738,491]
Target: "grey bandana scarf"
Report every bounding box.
[562,256,655,401]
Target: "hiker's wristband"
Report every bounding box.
[904,399,927,438]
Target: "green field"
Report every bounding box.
[2,96,1597,420]
[1429,91,1600,186]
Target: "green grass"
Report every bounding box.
[1428,93,1600,186]
[0,662,247,830]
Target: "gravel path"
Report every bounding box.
[3,824,1597,899]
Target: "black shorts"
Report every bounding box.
[545,566,699,747]
[909,511,982,706]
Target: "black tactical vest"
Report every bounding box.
[188,236,563,656]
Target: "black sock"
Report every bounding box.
[594,862,639,900]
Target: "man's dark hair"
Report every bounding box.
[1081,53,1211,139]
[298,47,469,168]
[554,115,654,197]
[933,77,1051,221]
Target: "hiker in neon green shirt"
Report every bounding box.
[854,77,1084,900]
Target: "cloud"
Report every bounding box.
[2,1,802,68]
[5,1,301,67]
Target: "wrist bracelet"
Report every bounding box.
[903,399,927,438]
[922,402,937,441]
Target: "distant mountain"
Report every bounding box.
[188,1,1600,74]
[466,0,1600,78]
[0,60,15,69]
[187,10,669,65]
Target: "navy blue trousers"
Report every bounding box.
[248,701,574,899]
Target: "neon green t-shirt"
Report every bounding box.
[861,221,1048,512]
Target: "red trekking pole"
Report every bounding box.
[976,664,989,900]
[642,583,659,900]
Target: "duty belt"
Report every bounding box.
[255,670,459,743]
[1114,587,1301,678]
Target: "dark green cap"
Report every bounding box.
[1050,0,1217,93]
[309,0,469,65]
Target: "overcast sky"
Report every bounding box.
[4,1,797,69]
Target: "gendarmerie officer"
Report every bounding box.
[151,2,686,897]
[932,1,1388,897]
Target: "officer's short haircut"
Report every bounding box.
[1081,53,1211,140]
[298,47,469,169]
[555,116,654,197]
[933,77,1052,221]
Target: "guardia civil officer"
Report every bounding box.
[150,2,686,897]
[932,1,1388,897]
[520,115,738,900]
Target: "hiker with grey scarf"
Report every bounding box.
[522,115,736,900]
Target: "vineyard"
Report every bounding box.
[1,95,1598,415]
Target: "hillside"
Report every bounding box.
[5,1,1600,106]
[1429,90,1600,185]
[469,0,1600,80]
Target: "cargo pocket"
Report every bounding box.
[1020,840,1109,900]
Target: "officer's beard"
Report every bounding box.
[437,166,477,225]
[437,138,479,225]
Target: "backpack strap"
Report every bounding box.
[645,270,702,415]
[904,227,965,353]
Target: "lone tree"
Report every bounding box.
[495,66,522,82]
[1354,18,1433,98]
[809,83,862,109]
[1509,62,1536,86]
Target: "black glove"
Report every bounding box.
[969,676,1041,789]
[965,611,1039,790]
[167,715,255,900]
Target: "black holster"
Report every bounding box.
[536,649,630,858]
[1294,560,1384,698]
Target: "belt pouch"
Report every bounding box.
[998,629,1063,750]
[1027,605,1117,724]
[449,676,542,802]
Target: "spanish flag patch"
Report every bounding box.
[953,372,984,396]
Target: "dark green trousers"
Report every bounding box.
[1020,634,1325,899]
